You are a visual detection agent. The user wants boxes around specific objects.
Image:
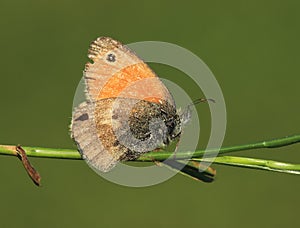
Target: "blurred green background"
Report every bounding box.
[0,0,299,227]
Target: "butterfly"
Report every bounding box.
[71,37,183,172]
[71,37,215,182]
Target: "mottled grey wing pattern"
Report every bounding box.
[71,101,121,172]
[71,97,180,172]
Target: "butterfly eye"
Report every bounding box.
[106,53,116,62]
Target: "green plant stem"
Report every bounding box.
[140,134,300,161]
[192,156,300,175]
[0,146,82,159]
[1,134,299,160]
[0,134,299,175]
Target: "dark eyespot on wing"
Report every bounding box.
[75,113,89,121]
[107,53,116,62]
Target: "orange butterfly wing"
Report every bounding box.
[84,37,174,105]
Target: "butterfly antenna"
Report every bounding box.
[180,98,215,126]
[190,98,215,107]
